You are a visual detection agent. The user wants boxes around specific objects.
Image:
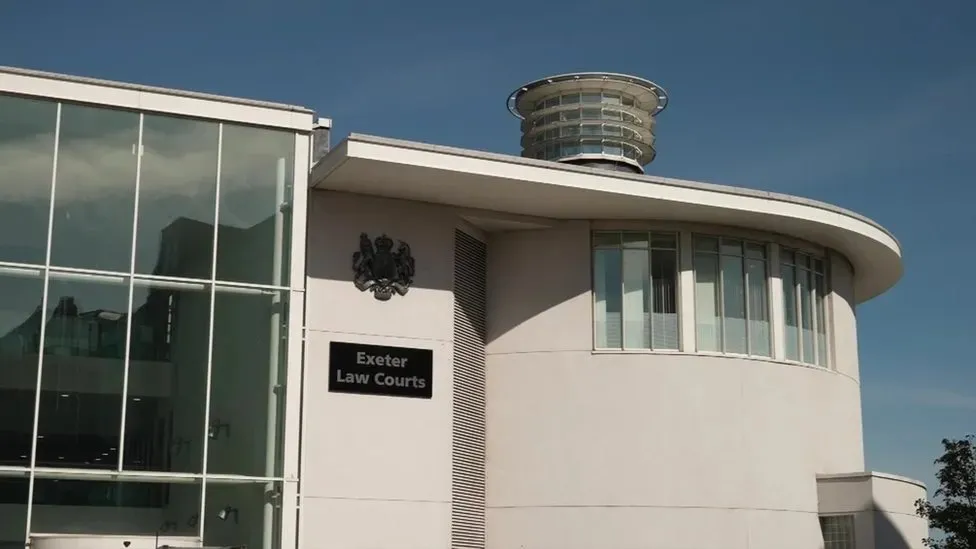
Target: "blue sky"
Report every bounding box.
[2,0,974,491]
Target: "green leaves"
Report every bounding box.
[915,435,976,549]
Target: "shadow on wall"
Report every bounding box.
[483,222,592,346]
[868,498,920,549]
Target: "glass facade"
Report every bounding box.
[0,91,304,548]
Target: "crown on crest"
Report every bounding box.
[374,234,394,252]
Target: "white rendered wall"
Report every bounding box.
[817,472,928,549]
[301,191,457,549]
[485,221,865,549]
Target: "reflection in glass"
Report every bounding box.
[49,104,140,272]
[124,279,211,473]
[746,258,771,357]
[134,115,219,279]
[622,248,649,349]
[204,480,279,549]
[0,269,45,467]
[0,95,57,265]
[0,471,28,546]
[720,255,747,354]
[593,248,622,348]
[35,274,128,469]
[815,272,828,366]
[216,124,294,286]
[694,253,720,352]
[207,288,287,477]
[800,269,815,364]
[29,477,201,535]
[650,248,679,350]
[782,265,800,361]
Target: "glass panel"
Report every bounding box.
[562,93,579,104]
[621,232,649,248]
[602,93,621,105]
[581,124,600,135]
[721,255,747,354]
[746,259,770,356]
[745,242,766,259]
[124,279,211,473]
[207,287,287,477]
[815,272,828,366]
[36,274,128,469]
[592,232,620,248]
[204,479,280,549]
[799,253,811,270]
[593,248,622,348]
[782,249,795,265]
[651,249,679,350]
[604,143,622,156]
[0,95,57,265]
[782,265,800,361]
[29,477,201,536]
[694,236,718,253]
[564,109,580,121]
[0,269,45,468]
[581,108,601,120]
[216,124,295,286]
[135,115,220,278]
[0,471,28,547]
[582,141,601,154]
[651,233,677,250]
[581,93,601,104]
[720,238,743,256]
[49,104,140,273]
[622,249,649,349]
[799,268,815,363]
[694,254,720,352]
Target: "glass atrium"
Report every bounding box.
[0,82,309,548]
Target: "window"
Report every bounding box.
[693,236,770,356]
[593,231,679,350]
[781,249,828,366]
[819,515,855,549]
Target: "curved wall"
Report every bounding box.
[485,221,865,549]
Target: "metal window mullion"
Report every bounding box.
[717,247,726,354]
[810,268,820,367]
[25,101,61,543]
[794,266,804,362]
[743,252,752,356]
[647,238,654,350]
[618,233,625,350]
[117,113,144,472]
[198,121,224,540]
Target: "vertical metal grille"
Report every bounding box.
[452,229,487,549]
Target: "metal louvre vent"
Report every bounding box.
[452,229,487,549]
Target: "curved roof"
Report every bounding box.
[507,72,670,119]
[312,134,902,303]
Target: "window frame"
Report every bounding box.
[819,513,856,549]
[781,247,831,368]
[591,230,680,352]
[691,234,772,358]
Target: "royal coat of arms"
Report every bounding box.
[352,233,415,301]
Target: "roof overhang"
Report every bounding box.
[312,134,902,304]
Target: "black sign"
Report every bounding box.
[328,341,433,399]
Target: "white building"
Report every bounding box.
[0,66,926,549]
